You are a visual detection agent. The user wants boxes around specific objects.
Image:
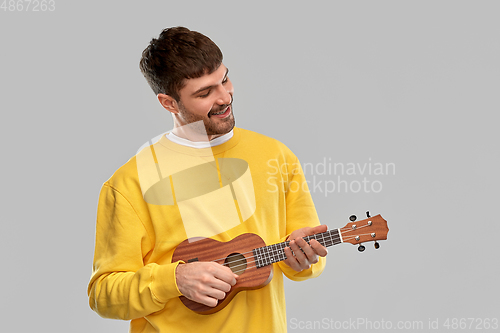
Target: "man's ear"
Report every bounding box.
[157,93,179,114]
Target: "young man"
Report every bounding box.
[88,26,327,333]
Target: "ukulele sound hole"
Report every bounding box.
[224,253,246,275]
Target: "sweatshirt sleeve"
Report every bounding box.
[87,183,183,320]
[276,154,326,281]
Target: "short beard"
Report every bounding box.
[178,100,235,136]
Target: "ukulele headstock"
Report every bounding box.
[340,212,389,251]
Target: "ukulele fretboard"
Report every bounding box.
[252,229,341,268]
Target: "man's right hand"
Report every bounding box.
[175,262,238,307]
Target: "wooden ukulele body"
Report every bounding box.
[171,233,273,314]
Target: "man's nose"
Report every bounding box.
[216,85,232,105]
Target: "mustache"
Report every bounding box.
[208,96,234,116]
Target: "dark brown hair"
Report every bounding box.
[139,27,223,101]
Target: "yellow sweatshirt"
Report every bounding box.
[88,127,325,332]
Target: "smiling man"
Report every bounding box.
[88,27,327,333]
[158,63,234,141]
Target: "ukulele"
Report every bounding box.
[172,212,389,314]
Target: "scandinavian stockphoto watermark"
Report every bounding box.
[289,317,424,330]
[267,157,395,195]
[289,317,499,330]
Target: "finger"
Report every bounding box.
[199,276,231,301]
[210,263,238,286]
[308,224,328,235]
[195,293,220,308]
[295,238,318,264]
[204,285,227,301]
[182,284,222,307]
[207,278,233,294]
[284,246,301,271]
[290,240,310,270]
[289,240,306,261]
[207,271,236,293]
[310,239,328,257]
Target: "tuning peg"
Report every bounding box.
[366,211,371,218]
[358,244,365,252]
[374,241,380,249]
[349,215,357,222]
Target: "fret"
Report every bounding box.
[279,242,287,261]
[264,247,268,266]
[323,231,332,247]
[319,232,326,247]
[270,244,276,264]
[260,247,264,267]
[268,246,272,266]
[260,247,265,266]
[253,228,342,268]
[329,229,341,246]
[253,247,262,268]
[328,230,334,246]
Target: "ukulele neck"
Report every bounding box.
[252,229,341,268]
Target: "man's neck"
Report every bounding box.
[172,127,222,142]
[167,129,234,148]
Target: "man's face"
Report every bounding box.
[175,64,234,137]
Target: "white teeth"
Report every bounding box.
[212,108,227,115]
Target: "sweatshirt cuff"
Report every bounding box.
[278,256,325,281]
[151,261,184,303]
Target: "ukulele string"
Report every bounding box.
[214,233,342,270]
[339,223,371,234]
[208,230,345,266]
[217,233,343,271]
[341,233,375,242]
[230,225,380,274]
[225,231,374,273]
[209,248,257,264]
[338,223,375,243]
[227,236,341,275]
[211,234,343,274]
[210,225,371,273]
[228,224,378,274]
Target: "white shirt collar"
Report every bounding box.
[165,130,234,148]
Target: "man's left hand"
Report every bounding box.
[283,225,328,272]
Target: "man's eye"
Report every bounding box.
[222,77,228,84]
[199,91,210,98]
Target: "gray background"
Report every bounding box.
[1,1,499,332]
